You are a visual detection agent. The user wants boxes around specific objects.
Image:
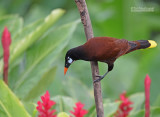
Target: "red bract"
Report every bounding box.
[1,27,12,85]
[70,102,88,117]
[36,91,57,117]
[145,74,151,117]
[114,91,133,117]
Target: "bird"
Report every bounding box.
[64,37,157,83]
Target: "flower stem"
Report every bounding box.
[1,27,12,85]
[145,74,151,117]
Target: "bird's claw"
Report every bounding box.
[94,75,104,83]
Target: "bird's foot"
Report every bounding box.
[94,75,105,83]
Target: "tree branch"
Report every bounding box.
[74,0,104,117]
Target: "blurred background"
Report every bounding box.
[0,0,160,111]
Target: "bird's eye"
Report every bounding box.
[68,58,73,63]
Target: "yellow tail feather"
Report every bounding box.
[148,40,157,48]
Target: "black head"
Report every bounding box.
[64,49,78,75]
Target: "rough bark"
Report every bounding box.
[74,0,104,117]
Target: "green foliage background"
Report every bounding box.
[0,0,159,117]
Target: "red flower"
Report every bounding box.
[70,102,88,117]
[36,91,57,117]
[1,27,12,85]
[144,74,151,117]
[114,91,133,117]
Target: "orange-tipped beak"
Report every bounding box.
[64,67,68,75]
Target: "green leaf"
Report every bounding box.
[62,77,93,109]
[129,93,145,114]
[10,9,65,63]
[103,99,120,117]
[87,105,96,117]
[13,21,79,100]
[23,102,37,117]
[12,19,43,44]
[57,112,70,117]
[0,105,8,117]
[129,107,160,117]
[52,96,76,113]
[24,66,57,101]
[154,94,160,106]
[0,80,30,117]
[151,107,160,117]
[129,110,144,117]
